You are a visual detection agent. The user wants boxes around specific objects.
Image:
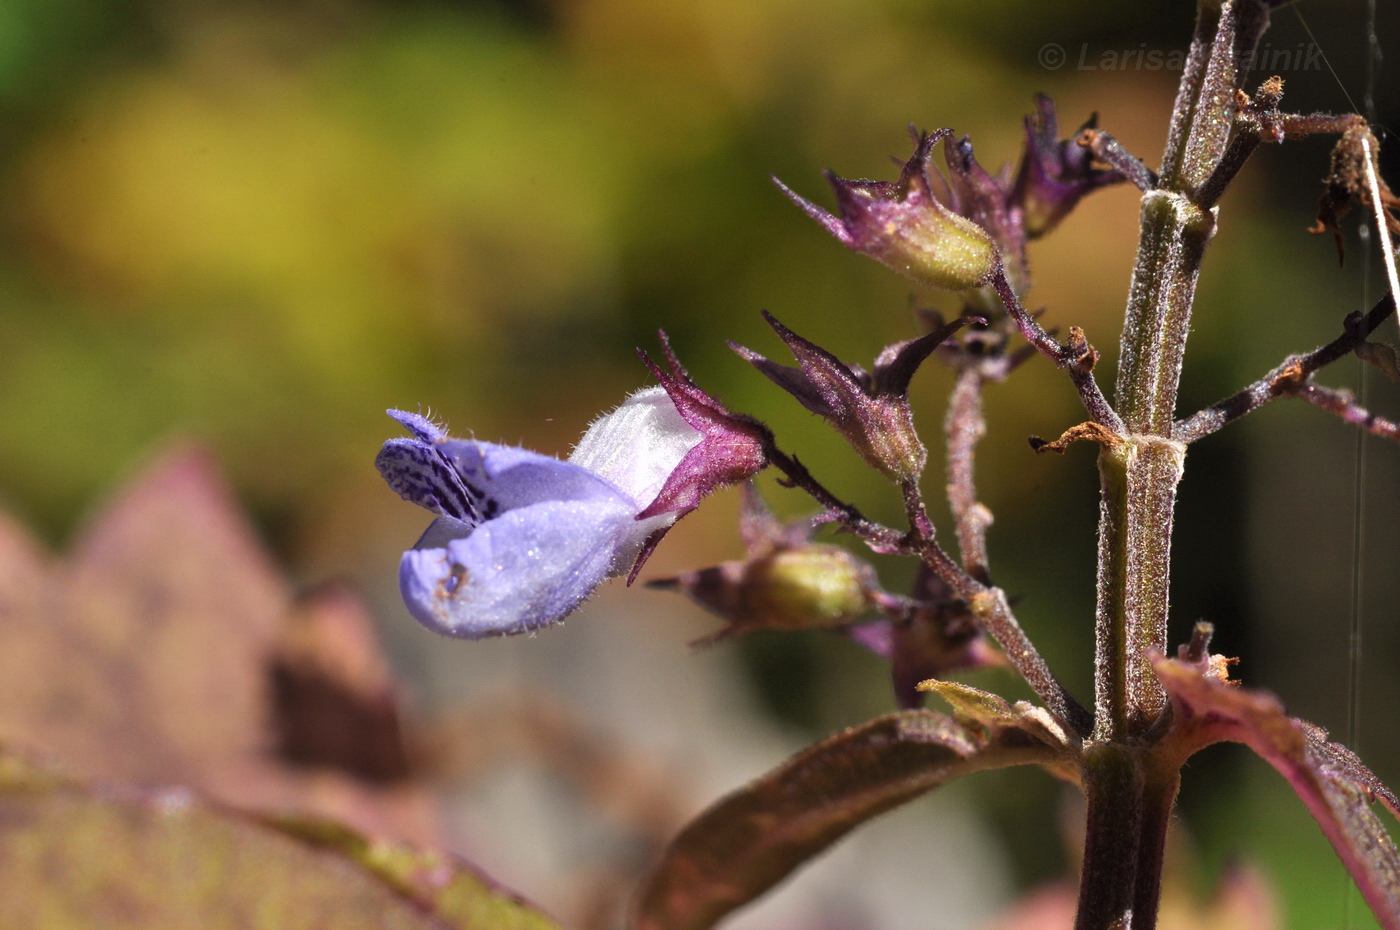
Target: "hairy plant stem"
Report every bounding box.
[946,366,993,585]
[1079,2,1270,928]
[1075,744,1184,930]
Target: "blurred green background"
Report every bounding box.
[0,0,1397,926]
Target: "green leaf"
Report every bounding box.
[275,817,561,930]
[0,759,561,930]
[630,709,1073,930]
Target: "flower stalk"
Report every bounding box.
[377,1,1400,926]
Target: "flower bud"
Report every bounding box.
[845,566,1003,709]
[648,484,877,643]
[775,129,998,291]
[731,312,979,483]
[1011,95,1122,240]
[651,544,877,644]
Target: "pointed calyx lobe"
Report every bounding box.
[635,333,771,521]
[1013,94,1124,239]
[774,97,1122,297]
[730,311,980,482]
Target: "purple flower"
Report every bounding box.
[377,385,729,638]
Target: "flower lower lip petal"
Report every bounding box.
[400,498,636,639]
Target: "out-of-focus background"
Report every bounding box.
[0,0,1397,927]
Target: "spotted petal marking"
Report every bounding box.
[376,438,483,524]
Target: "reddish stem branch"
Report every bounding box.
[761,421,1091,734]
[761,442,910,554]
[1078,128,1157,192]
[990,269,1125,433]
[1290,383,1400,442]
[1174,293,1397,442]
[1197,100,1369,210]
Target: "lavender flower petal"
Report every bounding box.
[569,385,703,509]
[387,409,449,443]
[400,498,637,639]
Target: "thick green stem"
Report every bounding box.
[1075,744,1183,930]
[1075,743,1144,930]
[1093,436,1186,740]
[1094,86,1223,748]
[1113,192,1216,436]
[1079,1,1272,927]
[1093,175,1211,750]
[1095,0,1264,737]
[1092,189,1211,746]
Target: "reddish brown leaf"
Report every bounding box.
[60,444,289,786]
[1156,657,1400,929]
[630,709,1073,930]
[1300,721,1400,819]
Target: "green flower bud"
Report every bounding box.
[775,129,998,291]
[649,543,876,643]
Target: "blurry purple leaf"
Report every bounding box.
[272,582,414,785]
[0,445,285,785]
[0,444,439,845]
[631,709,1074,930]
[1156,657,1400,928]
